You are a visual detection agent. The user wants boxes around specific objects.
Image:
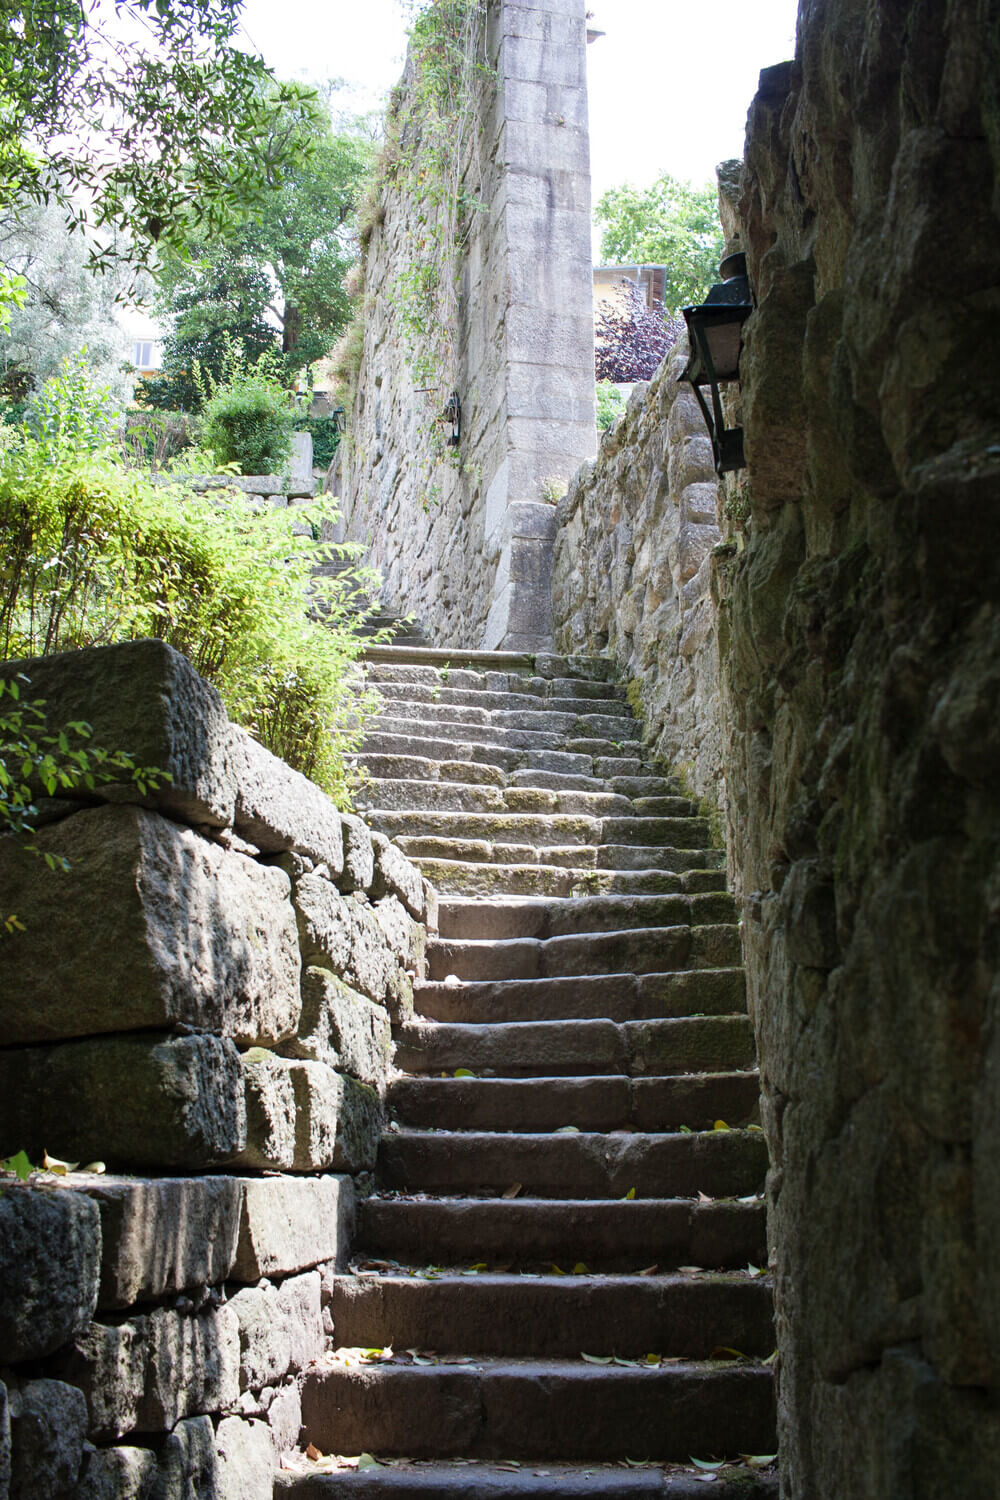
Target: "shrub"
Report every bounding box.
[0,356,381,806]
[297,413,341,471]
[199,343,299,476]
[595,279,684,384]
[596,381,626,430]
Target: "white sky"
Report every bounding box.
[236,0,798,204]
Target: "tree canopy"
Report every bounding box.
[0,201,137,407]
[594,173,725,315]
[145,86,373,408]
[0,1,305,296]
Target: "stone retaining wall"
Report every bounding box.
[343,0,596,652]
[718,4,1000,1493]
[551,339,725,814]
[0,640,432,1498]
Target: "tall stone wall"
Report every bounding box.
[551,340,725,813]
[0,641,431,1497]
[716,4,1000,1495]
[343,0,596,652]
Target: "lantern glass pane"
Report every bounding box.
[704,321,743,382]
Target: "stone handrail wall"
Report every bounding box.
[551,338,725,816]
[715,6,1000,1493]
[342,0,596,653]
[0,640,431,1497]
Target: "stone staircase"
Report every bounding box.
[281,646,776,1496]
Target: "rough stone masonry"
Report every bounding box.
[342,0,597,653]
[713,3,1000,1496]
[0,639,431,1498]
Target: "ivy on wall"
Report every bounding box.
[334,0,496,479]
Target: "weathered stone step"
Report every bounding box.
[410,860,722,899]
[437,893,736,940]
[387,1072,761,1132]
[276,1460,779,1498]
[366,717,614,755]
[373,682,634,718]
[427,926,741,982]
[299,1357,776,1462]
[363,646,617,680]
[359,735,596,777]
[366,664,629,703]
[596,844,723,872]
[360,755,507,787]
[394,837,603,870]
[505,769,608,792]
[373,811,711,850]
[393,1016,755,1077]
[413,968,745,1024]
[357,1195,766,1273]
[609,776,681,798]
[373,701,584,735]
[330,1272,773,1359]
[379,1129,768,1199]
[360,781,639,818]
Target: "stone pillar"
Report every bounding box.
[481,0,597,652]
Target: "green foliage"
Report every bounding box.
[199,343,299,476]
[380,0,495,439]
[298,415,341,471]
[0,675,169,932]
[139,249,281,413]
[0,2,308,285]
[596,381,626,430]
[594,174,725,314]
[0,199,137,407]
[148,85,374,405]
[23,351,123,463]
[0,357,380,806]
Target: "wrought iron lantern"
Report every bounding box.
[443,390,461,448]
[681,249,753,475]
[331,405,347,434]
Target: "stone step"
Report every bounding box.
[373,683,634,718]
[413,969,746,1024]
[609,776,681,798]
[378,1129,768,1199]
[506,769,608,792]
[392,1016,756,1078]
[426,926,741,982]
[330,1272,774,1359]
[409,861,722,899]
[372,701,583,735]
[365,664,629,704]
[366,718,614,755]
[362,646,617,680]
[393,837,604,869]
[357,1195,766,1273]
[436,894,736,940]
[595,845,724,873]
[359,755,507,788]
[360,782,639,818]
[359,736,597,777]
[387,1072,761,1132]
[276,1460,779,1498]
[298,1358,776,1462]
[372,811,711,850]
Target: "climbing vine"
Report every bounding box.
[387,0,494,405]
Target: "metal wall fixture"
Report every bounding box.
[331,405,347,434]
[681,249,753,475]
[443,390,461,447]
